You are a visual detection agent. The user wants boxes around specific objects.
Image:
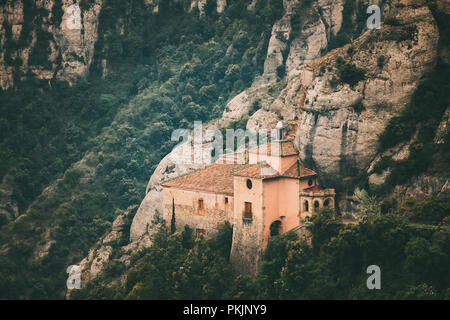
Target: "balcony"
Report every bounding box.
[242,211,253,223]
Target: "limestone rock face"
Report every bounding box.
[393,175,450,201]
[259,0,349,82]
[295,2,439,189]
[0,0,23,89]
[130,139,211,241]
[216,0,227,13]
[285,18,327,78]
[246,109,280,131]
[434,107,450,144]
[129,0,442,243]
[260,1,294,83]
[222,90,253,122]
[317,0,344,38]
[0,0,102,89]
[55,0,103,84]
[0,175,19,224]
[78,209,131,287]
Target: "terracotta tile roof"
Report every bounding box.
[282,162,317,178]
[249,140,298,157]
[233,163,279,179]
[233,161,317,180]
[162,163,245,195]
[303,186,324,192]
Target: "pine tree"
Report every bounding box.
[171,198,176,234]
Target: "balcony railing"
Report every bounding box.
[243,211,253,223]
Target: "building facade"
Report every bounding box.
[162,125,335,274]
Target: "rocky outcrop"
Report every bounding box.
[434,107,449,144]
[129,143,206,241]
[55,0,103,84]
[393,175,449,201]
[78,208,132,287]
[258,0,295,83]
[257,0,348,83]
[0,175,19,225]
[0,0,102,89]
[129,0,442,242]
[294,1,439,190]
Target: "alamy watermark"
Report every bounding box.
[66,4,82,30]
[170,121,284,166]
[366,265,381,290]
[66,265,81,290]
[367,5,381,30]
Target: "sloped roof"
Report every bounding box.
[249,140,298,157]
[283,162,316,178]
[162,163,245,195]
[232,162,279,179]
[233,161,317,180]
[303,186,324,192]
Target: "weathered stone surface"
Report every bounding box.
[55,0,103,84]
[77,209,132,288]
[246,109,280,131]
[130,1,442,245]
[0,175,19,224]
[317,0,344,37]
[130,140,209,241]
[369,169,391,186]
[393,174,450,201]
[434,107,449,144]
[0,0,102,89]
[295,2,439,189]
[286,19,327,77]
[222,90,253,122]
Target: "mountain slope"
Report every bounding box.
[0,0,448,299]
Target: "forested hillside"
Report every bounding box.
[0,0,448,299]
[0,0,285,299]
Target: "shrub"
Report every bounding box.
[338,63,365,87]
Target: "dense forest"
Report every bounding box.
[0,0,448,299]
[0,0,286,299]
[73,195,450,299]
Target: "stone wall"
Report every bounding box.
[230,176,265,275]
[163,187,234,237]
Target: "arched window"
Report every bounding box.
[324,198,331,207]
[304,200,309,212]
[314,200,320,210]
[308,178,313,186]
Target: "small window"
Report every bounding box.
[324,199,330,207]
[243,202,252,221]
[198,199,204,210]
[224,197,229,204]
[314,200,320,209]
[246,179,253,189]
[308,179,313,186]
[304,200,309,212]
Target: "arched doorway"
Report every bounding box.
[270,220,282,236]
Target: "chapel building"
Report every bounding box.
[162,123,335,274]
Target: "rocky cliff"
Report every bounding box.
[0,0,232,90]
[0,0,448,296]
[129,0,447,242]
[0,0,103,89]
